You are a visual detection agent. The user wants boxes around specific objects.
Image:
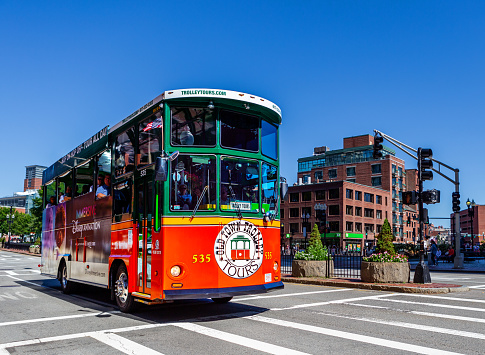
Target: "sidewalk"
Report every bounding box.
[0,247,40,257]
[410,259,485,273]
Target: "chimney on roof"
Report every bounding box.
[314,146,329,155]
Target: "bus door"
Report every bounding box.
[135,172,153,294]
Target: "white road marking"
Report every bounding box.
[236,288,352,301]
[468,284,485,289]
[379,298,485,313]
[316,311,485,340]
[247,315,464,355]
[175,322,309,355]
[5,275,44,287]
[398,293,485,304]
[90,332,164,355]
[0,311,120,327]
[3,270,40,276]
[271,293,395,311]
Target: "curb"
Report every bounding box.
[0,248,41,257]
[282,277,469,294]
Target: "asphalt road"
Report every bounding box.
[1,250,485,354]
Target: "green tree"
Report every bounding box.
[29,189,43,235]
[294,224,329,261]
[376,218,395,255]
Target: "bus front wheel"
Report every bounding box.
[114,265,135,313]
[212,297,233,304]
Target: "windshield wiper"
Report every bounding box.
[191,185,209,220]
[228,185,242,219]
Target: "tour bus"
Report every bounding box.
[40,88,285,312]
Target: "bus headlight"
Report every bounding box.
[170,265,182,277]
[273,261,279,271]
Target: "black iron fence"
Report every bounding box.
[281,250,363,279]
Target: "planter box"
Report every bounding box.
[361,261,410,283]
[292,259,334,278]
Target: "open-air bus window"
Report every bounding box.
[170,154,216,211]
[220,157,259,212]
[262,121,277,160]
[58,171,73,203]
[96,150,112,200]
[113,180,132,219]
[138,111,162,168]
[220,110,259,152]
[45,180,57,208]
[262,163,278,213]
[114,128,135,177]
[171,107,215,146]
[74,159,94,198]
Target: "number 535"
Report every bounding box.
[193,254,211,263]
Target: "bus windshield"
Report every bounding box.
[221,157,259,212]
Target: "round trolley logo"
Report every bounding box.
[214,220,263,279]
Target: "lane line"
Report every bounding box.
[5,275,47,288]
[315,311,485,340]
[236,288,352,301]
[468,285,485,289]
[378,298,485,313]
[90,332,164,355]
[343,302,485,324]
[246,315,464,355]
[270,293,395,311]
[175,322,310,355]
[0,311,121,327]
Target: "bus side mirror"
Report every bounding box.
[280,177,288,200]
[155,157,168,181]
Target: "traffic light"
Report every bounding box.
[373,134,384,159]
[422,208,429,224]
[402,191,418,205]
[452,192,460,212]
[422,189,440,204]
[418,148,433,181]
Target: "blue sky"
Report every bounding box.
[1,1,484,227]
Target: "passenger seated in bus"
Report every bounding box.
[191,186,204,208]
[59,186,72,203]
[96,174,111,199]
[220,186,230,205]
[90,174,104,192]
[46,196,56,208]
[81,185,90,195]
[177,184,192,209]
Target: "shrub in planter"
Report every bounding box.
[292,224,333,277]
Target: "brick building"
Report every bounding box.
[24,165,46,191]
[281,134,418,249]
[451,204,485,250]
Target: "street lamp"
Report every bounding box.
[302,212,310,249]
[6,206,15,249]
[466,198,476,252]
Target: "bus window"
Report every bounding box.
[115,128,135,177]
[74,159,94,197]
[220,110,259,152]
[96,150,112,200]
[170,155,216,211]
[45,180,56,208]
[171,107,215,146]
[113,180,132,218]
[138,111,162,168]
[58,171,73,203]
[262,121,277,160]
[262,163,278,213]
[220,157,259,212]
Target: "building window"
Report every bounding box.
[355,222,362,232]
[346,189,353,199]
[280,209,285,218]
[376,210,382,219]
[364,208,374,218]
[289,208,299,218]
[328,188,339,199]
[328,169,337,179]
[314,171,323,181]
[290,193,299,203]
[347,178,356,183]
[346,205,353,215]
[376,224,382,233]
[290,223,299,233]
[355,207,362,216]
[371,176,382,186]
[328,205,340,216]
[302,191,311,201]
[376,195,382,205]
[328,221,339,232]
[346,222,353,232]
[346,167,356,177]
[355,191,362,200]
[365,224,374,233]
[364,193,374,203]
[302,175,310,184]
[315,190,325,200]
[371,164,381,174]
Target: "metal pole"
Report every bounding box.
[453,170,464,269]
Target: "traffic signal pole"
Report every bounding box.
[415,148,431,283]
[373,130,464,270]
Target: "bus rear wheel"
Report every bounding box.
[114,265,135,313]
[60,262,74,294]
[211,297,233,304]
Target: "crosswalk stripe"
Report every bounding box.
[90,332,164,355]
[379,298,485,313]
[398,293,485,303]
[468,285,485,289]
[247,315,464,355]
[236,288,351,301]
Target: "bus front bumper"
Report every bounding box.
[163,281,284,300]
